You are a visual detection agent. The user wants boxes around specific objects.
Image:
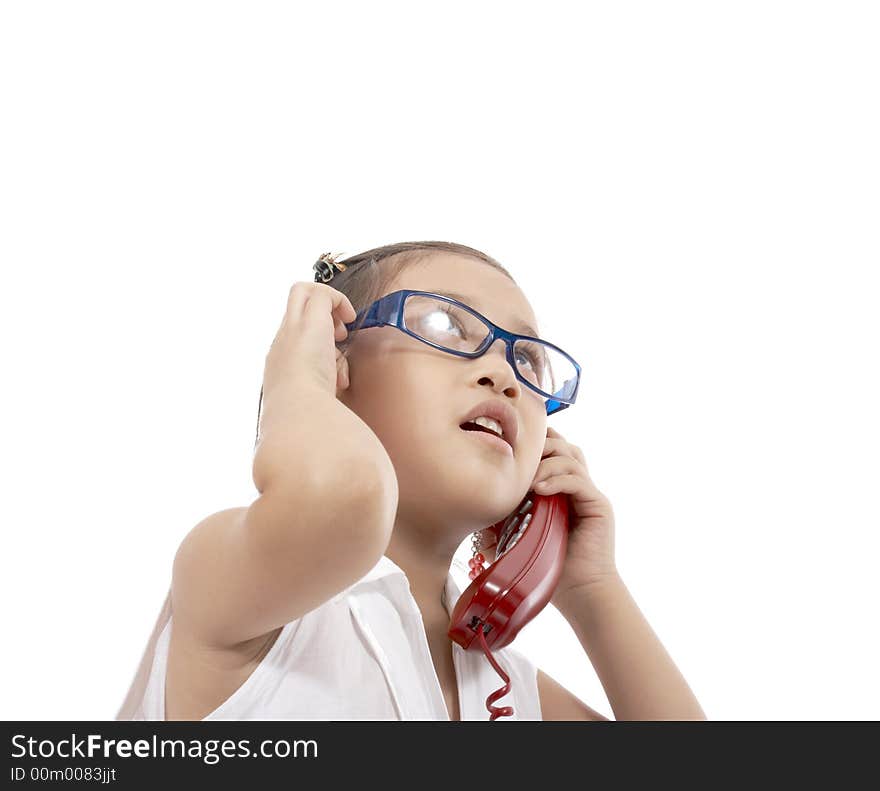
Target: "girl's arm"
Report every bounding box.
[553,575,707,721]
[171,422,397,652]
[521,425,706,721]
[172,283,399,651]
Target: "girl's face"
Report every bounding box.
[337,254,548,538]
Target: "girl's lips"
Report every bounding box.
[459,426,514,456]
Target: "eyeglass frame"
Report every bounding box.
[339,289,581,415]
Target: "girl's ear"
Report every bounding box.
[336,347,350,395]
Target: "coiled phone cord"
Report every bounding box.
[475,625,515,720]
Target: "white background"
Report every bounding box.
[1,1,877,720]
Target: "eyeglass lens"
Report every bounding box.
[402,295,577,403]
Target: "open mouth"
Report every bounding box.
[459,421,513,454]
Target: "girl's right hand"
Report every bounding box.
[254,281,399,501]
[262,281,358,405]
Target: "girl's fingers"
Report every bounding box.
[541,432,586,467]
[533,454,585,484]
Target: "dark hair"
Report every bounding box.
[254,240,516,448]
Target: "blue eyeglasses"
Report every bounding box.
[342,289,581,415]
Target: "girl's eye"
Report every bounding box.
[515,348,539,370]
[437,308,465,335]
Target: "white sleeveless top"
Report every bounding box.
[116,554,543,721]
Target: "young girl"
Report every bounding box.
[116,241,706,721]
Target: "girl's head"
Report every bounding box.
[324,241,548,550]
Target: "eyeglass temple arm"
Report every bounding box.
[344,291,404,332]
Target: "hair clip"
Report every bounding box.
[313,252,348,283]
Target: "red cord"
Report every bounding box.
[476,627,515,720]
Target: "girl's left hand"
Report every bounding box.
[529,426,619,606]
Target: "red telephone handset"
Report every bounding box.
[447,490,571,720]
